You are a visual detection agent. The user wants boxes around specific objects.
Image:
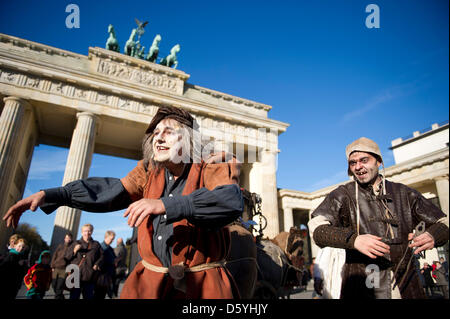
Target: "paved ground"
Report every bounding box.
[289,281,315,299]
[18,279,444,300]
[16,281,125,299]
[16,280,315,300]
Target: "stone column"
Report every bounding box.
[0,97,30,254]
[283,206,294,232]
[50,112,97,250]
[259,149,280,238]
[435,175,449,216]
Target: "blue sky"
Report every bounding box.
[1,0,448,245]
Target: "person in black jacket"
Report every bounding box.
[94,230,116,299]
[420,262,435,297]
[0,237,28,299]
[65,224,103,300]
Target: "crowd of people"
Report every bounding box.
[417,258,449,299]
[0,224,128,300]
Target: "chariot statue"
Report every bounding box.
[106,18,181,68]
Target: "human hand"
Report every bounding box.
[93,264,99,271]
[123,198,166,227]
[3,191,46,228]
[408,232,434,255]
[73,244,82,254]
[354,234,390,259]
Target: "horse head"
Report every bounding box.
[108,24,114,34]
[153,34,162,46]
[171,44,181,55]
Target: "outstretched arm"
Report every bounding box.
[41,177,132,213]
[3,177,132,229]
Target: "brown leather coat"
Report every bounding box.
[119,159,241,299]
[312,179,448,299]
[51,241,72,270]
[65,239,103,282]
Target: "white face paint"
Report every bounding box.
[152,118,184,163]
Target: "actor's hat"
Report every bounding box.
[345,137,383,162]
[145,105,195,134]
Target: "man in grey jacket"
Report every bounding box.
[434,261,449,299]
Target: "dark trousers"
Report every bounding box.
[438,284,449,299]
[113,273,126,297]
[52,273,67,299]
[70,281,94,300]
[314,277,323,296]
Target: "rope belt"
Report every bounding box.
[140,257,257,294]
[141,259,226,280]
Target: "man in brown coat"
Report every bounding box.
[50,232,73,299]
[308,137,448,299]
[3,105,243,299]
[65,224,103,299]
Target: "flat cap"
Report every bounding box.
[146,105,194,134]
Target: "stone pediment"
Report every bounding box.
[88,47,189,96]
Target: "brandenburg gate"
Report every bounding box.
[0,33,289,252]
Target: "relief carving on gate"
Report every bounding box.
[96,59,181,94]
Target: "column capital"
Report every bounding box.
[3,96,31,108]
[76,111,98,120]
[281,203,294,210]
[76,111,101,134]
